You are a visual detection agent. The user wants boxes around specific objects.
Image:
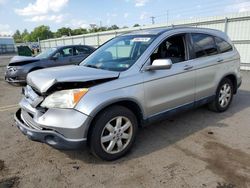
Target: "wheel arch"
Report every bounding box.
[86,99,144,142]
[219,73,238,94]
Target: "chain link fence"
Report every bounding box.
[40,12,250,70]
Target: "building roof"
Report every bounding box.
[0,37,15,45]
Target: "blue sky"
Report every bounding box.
[0,0,250,35]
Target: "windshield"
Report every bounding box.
[36,48,57,59]
[80,35,155,71]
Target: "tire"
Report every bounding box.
[208,78,234,112]
[89,105,138,161]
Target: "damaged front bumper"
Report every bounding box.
[14,109,87,149]
[14,86,92,149]
[5,66,26,84]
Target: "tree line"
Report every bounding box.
[13,24,141,43]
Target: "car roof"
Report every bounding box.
[122,26,226,38]
[56,44,94,49]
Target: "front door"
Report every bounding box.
[143,34,196,117]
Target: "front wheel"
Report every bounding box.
[89,106,138,161]
[208,78,234,112]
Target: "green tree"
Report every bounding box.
[13,30,23,43]
[29,25,53,41]
[108,25,119,30]
[72,28,88,35]
[21,29,30,42]
[133,24,140,27]
[55,27,72,37]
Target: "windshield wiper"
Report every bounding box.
[85,64,100,69]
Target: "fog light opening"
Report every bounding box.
[45,135,57,145]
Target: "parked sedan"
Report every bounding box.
[5,45,95,84]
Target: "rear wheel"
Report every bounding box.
[89,106,138,161]
[208,78,234,112]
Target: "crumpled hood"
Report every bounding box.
[27,65,119,93]
[9,56,40,66]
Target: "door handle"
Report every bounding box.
[217,58,224,62]
[184,65,193,70]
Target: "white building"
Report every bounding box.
[0,37,16,54]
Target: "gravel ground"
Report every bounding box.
[0,55,249,188]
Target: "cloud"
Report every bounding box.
[225,0,250,13]
[70,19,89,29]
[0,24,13,36]
[135,0,148,7]
[15,0,69,16]
[124,12,129,18]
[25,14,64,23]
[0,0,6,5]
[106,12,117,17]
[140,12,149,20]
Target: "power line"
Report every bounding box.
[118,1,250,26]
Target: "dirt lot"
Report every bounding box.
[0,55,249,188]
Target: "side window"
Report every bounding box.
[215,37,233,53]
[75,46,91,55]
[150,34,186,64]
[191,33,218,58]
[61,47,74,57]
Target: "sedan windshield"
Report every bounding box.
[36,48,57,59]
[81,35,155,71]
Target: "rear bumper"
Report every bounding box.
[14,109,86,150]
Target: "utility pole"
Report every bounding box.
[100,21,102,28]
[166,10,169,25]
[150,16,155,24]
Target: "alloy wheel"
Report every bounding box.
[101,116,133,154]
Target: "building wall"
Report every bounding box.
[40,12,250,70]
[0,37,16,54]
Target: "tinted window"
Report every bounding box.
[76,46,91,55]
[150,34,186,64]
[215,37,233,53]
[61,47,74,57]
[191,33,218,58]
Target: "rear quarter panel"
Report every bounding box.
[195,50,240,100]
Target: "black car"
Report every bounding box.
[5,45,95,84]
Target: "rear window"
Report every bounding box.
[76,46,91,55]
[215,37,233,53]
[191,33,218,58]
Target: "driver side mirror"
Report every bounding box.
[145,59,172,71]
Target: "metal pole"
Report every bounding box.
[150,16,155,24]
[97,34,100,47]
[166,10,169,25]
[224,17,228,33]
[37,37,41,52]
[83,36,85,45]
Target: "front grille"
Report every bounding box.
[23,85,44,107]
[21,110,42,130]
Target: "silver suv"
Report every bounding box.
[14,27,242,160]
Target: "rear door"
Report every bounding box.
[54,46,75,65]
[188,33,221,100]
[73,46,93,64]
